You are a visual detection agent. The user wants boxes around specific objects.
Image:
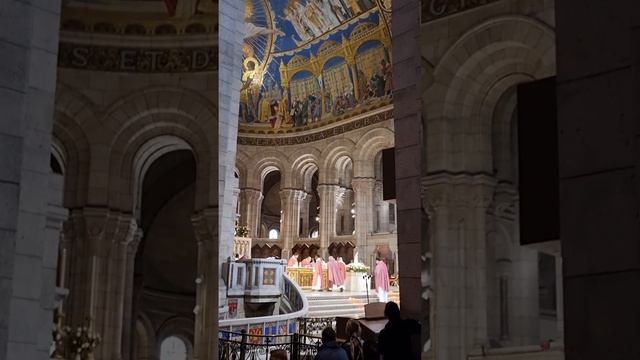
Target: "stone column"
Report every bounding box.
[191,209,218,360]
[121,229,142,360]
[63,208,137,360]
[317,184,340,257]
[239,188,263,238]
[423,174,494,360]
[279,189,306,258]
[300,192,312,237]
[351,178,376,265]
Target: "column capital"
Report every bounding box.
[279,188,307,201]
[191,207,218,245]
[65,207,138,253]
[421,173,496,210]
[351,177,376,192]
[240,188,264,202]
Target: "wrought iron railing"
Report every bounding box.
[219,330,322,360]
[298,317,336,336]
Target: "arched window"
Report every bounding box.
[268,229,279,239]
[311,229,319,239]
[160,336,187,360]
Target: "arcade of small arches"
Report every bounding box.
[233,124,398,273]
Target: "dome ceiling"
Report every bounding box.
[240,0,393,136]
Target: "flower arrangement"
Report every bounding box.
[235,225,249,238]
[346,262,370,273]
[51,313,101,360]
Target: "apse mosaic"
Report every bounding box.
[241,0,393,133]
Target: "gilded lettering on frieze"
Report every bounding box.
[422,0,502,22]
[237,109,393,146]
[58,42,217,73]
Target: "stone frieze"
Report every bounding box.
[58,42,217,73]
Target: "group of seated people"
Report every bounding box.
[269,302,421,360]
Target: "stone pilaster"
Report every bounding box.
[279,189,306,258]
[191,208,219,360]
[317,184,340,257]
[422,174,495,360]
[352,178,376,265]
[63,208,137,360]
[239,188,263,238]
[121,229,142,360]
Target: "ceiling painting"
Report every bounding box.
[241,0,392,135]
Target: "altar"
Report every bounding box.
[287,267,328,290]
[345,272,369,292]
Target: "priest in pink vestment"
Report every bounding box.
[327,256,345,291]
[312,256,324,291]
[287,252,299,269]
[301,256,312,267]
[337,257,347,283]
[374,258,390,302]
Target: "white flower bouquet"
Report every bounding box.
[346,262,370,273]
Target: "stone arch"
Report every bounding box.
[353,127,395,178]
[106,116,211,214]
[288,148,321,190]
[235,150,250,188]
[134,313,156,360]
[52,112,91,208]
[426,15,556,173]
[156,316,194,356]
[245,149,288,190]
[319,138,356,184]
[55,83,99,129]
[92,87,216,146]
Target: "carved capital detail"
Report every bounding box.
[421,173,496,211]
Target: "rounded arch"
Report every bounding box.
[156,316,194,360]
[131,135,193,219]
[319,138,356,183]
[235,150,251,188]
[52,112,91,208]
[106,118,211,214]
[426,15,555,173]
[134,313,157,360]
[94,86,216,146]
[245,149,289,190]
[321,56,348,71]
[288,148,321,190]
[353,127,395,178]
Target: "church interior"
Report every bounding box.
[0,0,638,359]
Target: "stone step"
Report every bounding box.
[304,291,400,319]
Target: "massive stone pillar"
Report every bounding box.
[191,209,218,360]
[280,189,306,258]
[352,178,376,265]
[63,208,137,360]
[317,184,339,257]
[0,1,62,358]
[423,174,494,360]
[554,3,640,359]
[239,188,263,238]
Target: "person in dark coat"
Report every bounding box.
[314,327,348,360]
[377,302,421,360]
